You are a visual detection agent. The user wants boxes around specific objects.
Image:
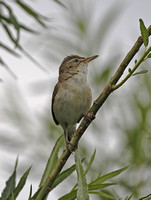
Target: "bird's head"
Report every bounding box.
[58,55,98,81]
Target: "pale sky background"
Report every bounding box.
[0,0,151,199]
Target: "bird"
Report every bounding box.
[51,54,99,149]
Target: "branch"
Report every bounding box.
[35,25,151,200]
[113,46,151,90]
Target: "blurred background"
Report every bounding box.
[0,0,151,199]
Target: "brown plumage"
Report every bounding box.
[51,55,98,148]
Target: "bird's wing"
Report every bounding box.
[51,83,59,125]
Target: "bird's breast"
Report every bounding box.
[53,76,92,127]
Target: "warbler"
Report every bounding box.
[51,55,98,148]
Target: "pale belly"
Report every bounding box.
[53,83,92,128]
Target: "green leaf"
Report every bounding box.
[0,14,37,34]
[28,185,32,200]
[0,57,17,79]
[58,190,77,200]
[51,164,76,190]
[16,0,47,27]
[125,193,133,200]
[1,158,18,200]
[20,24,38,34]
[0,42,20,57]
[147,53,151,58]
[53,0,67,9]
[13,167,31,198]
[139,19,149,47]
[84,149,96,175]
[71,150,96,192]
[90,166,128,186]
[18,47,48,73]
[89,191,117,200]
[139,193,151,200]
[75,150,89,200]
[88,183,116,191]
[8,9,20,45]
[128,68,132,73]
[0,1,20,46]
[39,134,64,187]
[132,70,148,76]
[1,22,19,47]
[31,187,42,200]
[59,183,115,200]
[59,169,117,200]
[0,14,12,23]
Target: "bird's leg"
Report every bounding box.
[64,128,72,152]
[64,128,77,152]
[65,128,69,144]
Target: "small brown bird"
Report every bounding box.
[51,55,99,148]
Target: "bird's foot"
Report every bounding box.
[64,129,78,153]
[65,139,78,153]
[65,141,74,153]
[65,135,73,153]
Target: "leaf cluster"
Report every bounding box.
[0,139,129,200]
[0,158,31,200]
[0,0,48,78]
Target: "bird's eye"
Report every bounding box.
[69,65,73,68]
[74,59,79,63]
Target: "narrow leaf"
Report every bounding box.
[90,166,128,186]
[1,158,18,199]
[0,42,20,57]
[147,53,151,58]
[128,68,132,73]
[125,193,133,200]
[84,149,96,175]
[58,190,77,200]
[89,191,117,200]
[139,19,149,47]
[0,14,37,34]
[88,183,116,191]
[1,22,19,46]
[13,167,31,198]
[19,47,48,73]
[53,0,67,9]
[5,4,20,45]
[31,187,42,200]
[132,70,148,76]
[9,13,20,46]
[16,0,47,27]
[28,185,32,200]
[0,14,12,23]
[58,183,115,200]
[51,164,76,190]
[71,150,96,192]
[139,193,151,200]
[75,150,89,200]
[0,57,17,79]
[0,2,20,46]
[39,134,64,187]
[20,24,38,33]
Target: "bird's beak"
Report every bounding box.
[84,55,99,63]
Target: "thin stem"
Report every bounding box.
[112,46,151,90]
